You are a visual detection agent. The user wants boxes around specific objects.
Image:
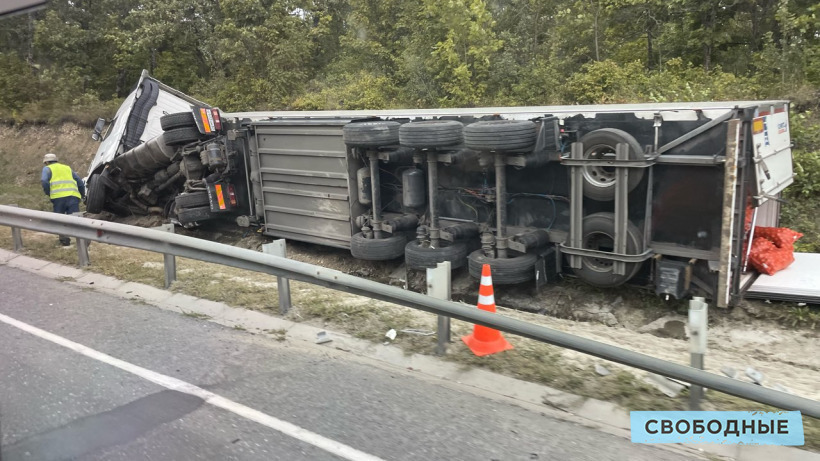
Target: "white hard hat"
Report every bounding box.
[43,153,58,163]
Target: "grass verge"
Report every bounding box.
[1,228,817,451]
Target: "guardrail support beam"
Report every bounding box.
[9,205,23,252]
[689,296,708,410]
[76,238,90,267]
[427,261,451,355]
[72,212,90,267]
[12,227,23,252]
[263,240,291,315]
[153,224,176,288]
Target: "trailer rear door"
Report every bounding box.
[751,107,794,205]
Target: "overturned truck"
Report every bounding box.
[87,71,796,307]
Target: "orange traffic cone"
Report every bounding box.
[461,264,513,356]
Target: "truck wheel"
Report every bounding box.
[85,174,106,214]
[164,127,203,146]
[399,120,464,148]
[175,191,210,208]
[350,232,407,260]
[343,121,400,148]
[579,128,645,202]
[405,240,468,270]
[571,212,644,287]
[160,112,197,131]
[467,250,537,285]
[464,120,537,152]
[176,205,217,224]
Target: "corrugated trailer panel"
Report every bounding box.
[254,123,354,248]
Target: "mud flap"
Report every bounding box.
[206,179,238,213]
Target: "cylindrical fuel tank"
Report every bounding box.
[111,133,176,179]
[357,167,372,205]
[402,168,425,208]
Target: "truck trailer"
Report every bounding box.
[86,71,797,307]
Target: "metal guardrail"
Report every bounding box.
[1,204,819,419]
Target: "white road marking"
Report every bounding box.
[0,312,384,461]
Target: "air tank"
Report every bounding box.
[402,168,425,208]
[206,142,227,169]
[357,167,372,205]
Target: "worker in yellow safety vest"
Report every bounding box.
[41,153,85,246]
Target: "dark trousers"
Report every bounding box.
[52,196,80,215]
[52,196,80,244]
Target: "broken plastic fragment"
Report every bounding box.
[385,329,397,341]
[315,331,332,344]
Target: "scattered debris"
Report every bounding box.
[315,331,332,344]
[594,364,611,376]
[745,367,764,385]
[720,366,738,379]
[771,383,793,394]
[399,329,435,336]
[385,329,397,341]
[643,373,686,398]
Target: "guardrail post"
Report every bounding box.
[689,296,708,410]
[9,205,23,252]
[12,226,23,252]
[427,261,451,355]
[73,212,90,267]
[262,239,291,315]
[152,224,176,288]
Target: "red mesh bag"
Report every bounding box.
[754,226,803,249]
[748,237,795,275]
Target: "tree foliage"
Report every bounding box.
[0,0,818,115]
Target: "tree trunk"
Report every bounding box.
[702,3,716,71]
[593,2,600,61]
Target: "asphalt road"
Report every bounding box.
[0,265,695,460]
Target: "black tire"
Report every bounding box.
[164,127,203,146]
[176,205,217,224]
[343,121,400,148]
[405,240,469,270]
[161,112,197,131]
[464,120,537,152]
[467,250,538,285]
[578,128,646,202]
[350,232,407,260]
[175,191,210,208]
[571,212,644,288]
[85,174,105,214]
[399,120,464,148]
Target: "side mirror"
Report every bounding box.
[92,118,106,141]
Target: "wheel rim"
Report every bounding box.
[583,230,616,272]
[582,143,617,189]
